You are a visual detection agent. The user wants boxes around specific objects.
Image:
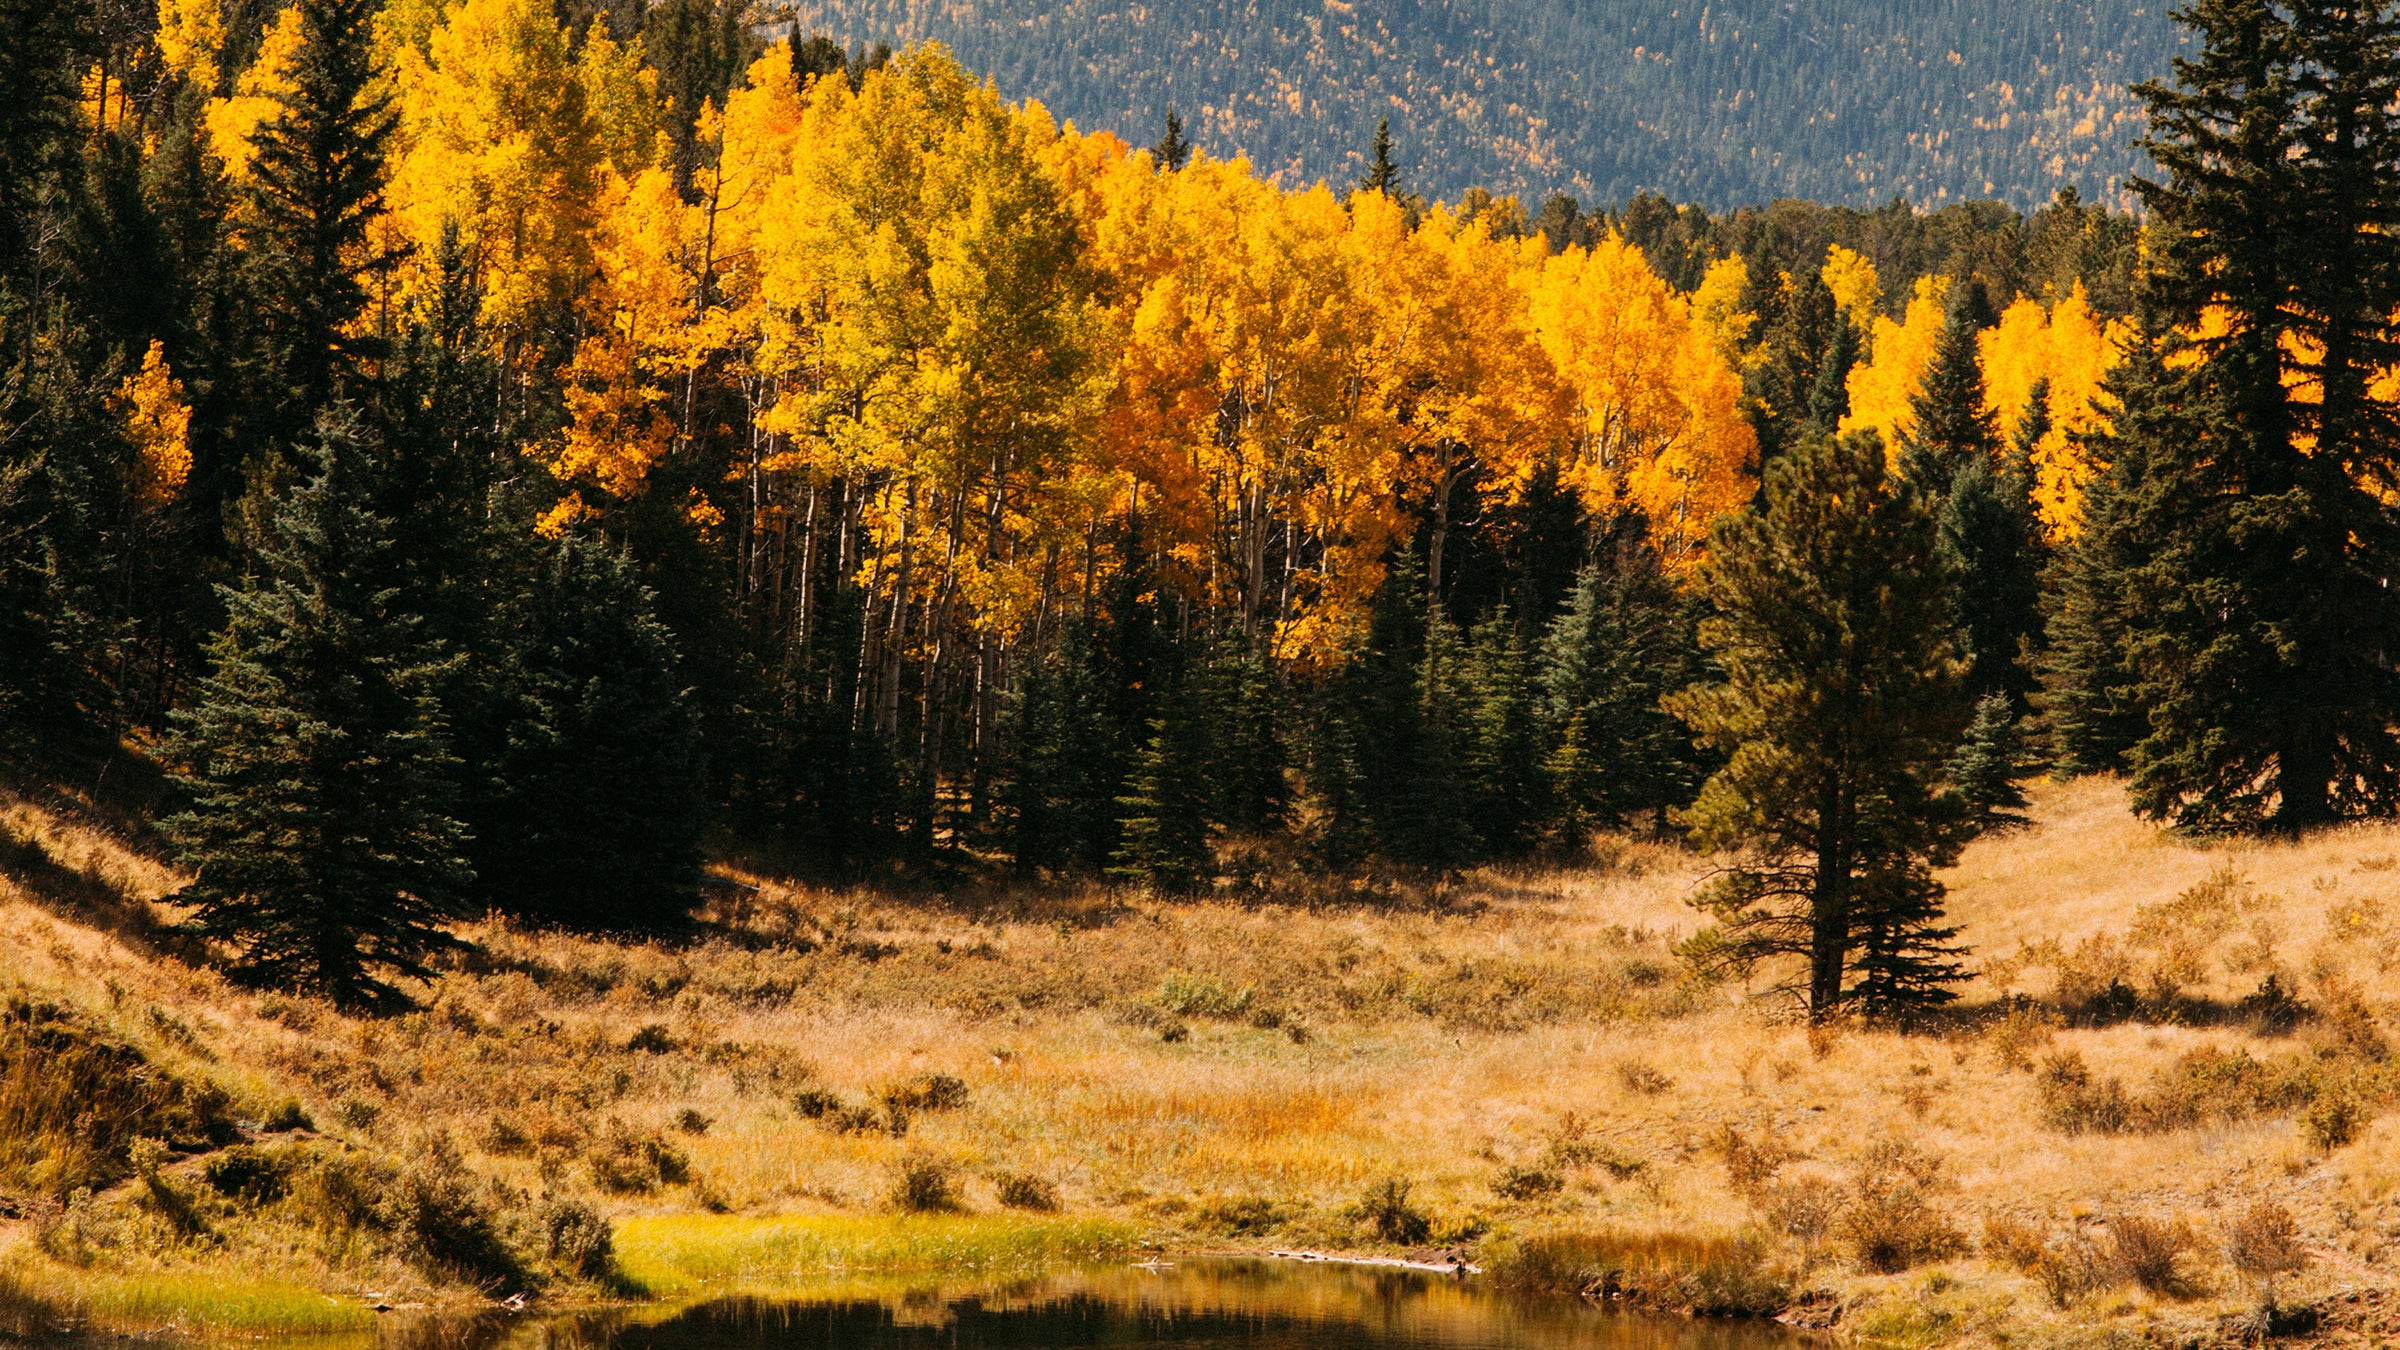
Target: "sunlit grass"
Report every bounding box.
[613,1213,1143,1295]
[0,1258,375,1335]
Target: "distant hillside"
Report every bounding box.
[777,0,2184,211]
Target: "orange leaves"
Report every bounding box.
[155,0,226,91]
[202,4,302,185]
[1528,233,1757,566]
[1979,287,2128,538]
[1842,275,1949,450]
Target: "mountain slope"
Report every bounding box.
[782,0,2183,210]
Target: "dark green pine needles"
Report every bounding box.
[164,410,471,1012]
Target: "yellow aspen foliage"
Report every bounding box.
[1689,254,1758,370]
[155,0,226,92]
[388,0,606,332]
[1976,286,2127,538]
[1841,274,1950,448]
[1821,244,1882,332]
[1527,232,1757,567]
[117,341,194,510]
[577,24,665,177]
[202,4,304,184]
[81,67,137,139]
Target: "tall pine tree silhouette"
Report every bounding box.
[164,409,470,1010]
[2116,0,2400,829]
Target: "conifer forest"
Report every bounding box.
[3,0,2398,1027]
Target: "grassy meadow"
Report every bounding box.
[5,773,2400,1345]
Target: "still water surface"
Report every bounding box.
[380,1259,1802,1350]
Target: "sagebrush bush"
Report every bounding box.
[2106,1214,2198,1297]
[1198,1193,1282,1234]
[889,1153,959,1212]
[541,1199,615,1279]
[1492,1163,1563,1200]
[1353,1176,1431,1244]
[1842,1140,1963,1273]
[2223,1200,2306,1284]
[992,1171,1060,1211]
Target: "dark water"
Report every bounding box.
[383,1260,1802,1350]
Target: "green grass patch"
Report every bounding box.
[0,1260,374,1335]
[612,1212,1142,1295]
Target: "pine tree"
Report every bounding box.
[643,0,753,192]
[1359,116,1399,195]
[469,537,704,932]
[1152,104,1193,171]
[1459,610,1546,857]
[245,0,399,413]
[0,0,86,285]
[1537,539,1707,839]
[1898,277,2000,492]
[162,409,471,1010]
[1667,430,1974,1020]
[1111,688,1211,891]
[2115,0,2400,830]
[1949,691,2031,828]
[2041,340,2173,776]
[1195,636,1286,834]
[1805,310,1859,437]
[1938,427,2046,708]
[1005,622,1123,873]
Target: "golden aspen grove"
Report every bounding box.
[19,0,2400,1343]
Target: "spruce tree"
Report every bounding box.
[1152,105,1193,171]
[1005,622,1123,873]
[1460,610,1546,857]
[1195,636,1286,834]
[1805,312,1859,437]
[1538,539,1707,839]
[1359,117,1399,195]
[1949,691,2031,828]
[2041,339,2173,775]
[1667,431,1974,1020]
[163,409,471,1011]
[1111,689,1211,891]
[2115,0,2400,830]
[245,0,398,413]
[1938,427,2047,707]
[469,538,704,931]
[1898,277,2000,492]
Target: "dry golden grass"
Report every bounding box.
[7,772,2400,1345]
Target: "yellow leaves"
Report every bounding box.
[155,0,226,92]
[1528,233,1756,567]
[389,0,607,330]
[579,24,664,177]
[202,3,302,184]
[1689,254,1757,370]
[1841,274,1949,449]
[1821,245,1881,333]
[117,341,193,510]
[1978,286,2126,539]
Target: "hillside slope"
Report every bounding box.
[779,0,2183,209]
[6,776,2400,1341]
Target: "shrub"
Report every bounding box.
[626,1023,677,1054]
[201,1144,290,1204]
[1155,972,1254,1019]
[1984,1003,2058,1072]
[1493,1163,1564,1200]
[376,1137,522,1286]
[890,1153,959,1212]
[2031,1229,2110,1307]
[2224,1200,2307,1285]
[1759,1175,1844,1256]
[883,1073,969,1113]
[1843,1140,1963,1273]
[2306,1092,2360,1151]
[2107,1214,2198,1297]
[589,1121,690,1193]
[791,1088,841,1119]
[541,1199,615,1279]
[1716,1124,1789,1198]
[1981,1213,2047,1271]
[992,1171,1060,1211]
[261,1099,312,1132]
[481,1115,532,1156]
[1353,1176,1431,1245]
[332,1096,381,1132]
[2036,1050,2132,1133]
[674,1108,711,1136]
[2237,973,2307,1034]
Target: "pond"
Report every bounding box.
[373,1258,1805,1350]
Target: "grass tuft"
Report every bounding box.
[609,1213,1140,1294]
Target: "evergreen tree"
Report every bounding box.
[1195,636,1286,834]
[0,0,86,285]
[470,538,704,931]
[1667,431,1974,1020]
[1937,422,2046,707]
[2041,340,2172,775]
[1359,116,1399,195]
[2115,0,2400,830]
[1804,310,1859,437]
[245,0,399,414]
[1111,687,1211,890]
[162,409,471,1010]
[1949,691,2031,828]
[643,0,754,192]
[1746,268,1838,467]
[1153,105,1193,171]
[1004,622,1123,873]
[1898,277,2000,492]
[1460,609,1546,856]
[1537,536,1706,839]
